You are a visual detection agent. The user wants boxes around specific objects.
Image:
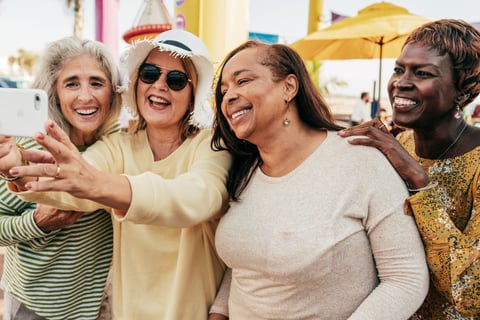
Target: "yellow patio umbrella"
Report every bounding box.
[290,1,432,102]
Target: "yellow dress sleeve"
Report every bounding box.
[405,184,480,317]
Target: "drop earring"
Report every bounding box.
[454,105,462,119]
[283,99,290,126]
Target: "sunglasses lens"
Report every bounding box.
[167,71,189,91]
[139,64,160,84]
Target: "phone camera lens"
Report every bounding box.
[34,94,41,110]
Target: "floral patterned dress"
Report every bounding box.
[400,130,480,319]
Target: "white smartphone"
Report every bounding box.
[0,88,49,137]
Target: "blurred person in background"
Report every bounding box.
[377,107,393,132]
[350,91,371,126]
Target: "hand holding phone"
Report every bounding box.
[0,88,48,137]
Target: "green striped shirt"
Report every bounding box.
[0,137,113,320]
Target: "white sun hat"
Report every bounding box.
[120,29,214,129]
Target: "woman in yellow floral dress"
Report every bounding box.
[339,19,480,319]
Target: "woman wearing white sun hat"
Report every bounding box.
[3,29,231,319]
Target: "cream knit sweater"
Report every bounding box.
[211,131,429,320]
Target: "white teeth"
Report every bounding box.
[394,97,417,106]
[150,96,168,104]
[76,108,97,115]
[231,109,250,119]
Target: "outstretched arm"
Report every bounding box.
[9,120,131,213]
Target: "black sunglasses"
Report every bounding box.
[138,63,191,91]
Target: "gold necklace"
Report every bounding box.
[436,121,468,159]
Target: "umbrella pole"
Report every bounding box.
[377,39,384,106]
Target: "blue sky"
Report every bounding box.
[1,0,479,99]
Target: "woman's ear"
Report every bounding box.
[284,74,298,101]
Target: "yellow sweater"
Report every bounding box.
[14,129,231,320]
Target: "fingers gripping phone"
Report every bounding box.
[0,88,49,137]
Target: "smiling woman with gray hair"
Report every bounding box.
[0,36,122,320]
